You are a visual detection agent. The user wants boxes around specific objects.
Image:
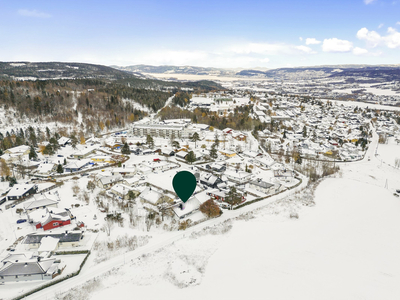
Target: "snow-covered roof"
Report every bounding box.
[172,196,201,218]
[38,236,60,252]
[7,184,36,197]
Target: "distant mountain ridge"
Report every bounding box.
[111,64,237,76]
[0,61,141,81]
[112,63,400,81]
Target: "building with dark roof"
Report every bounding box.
[0,254,58,283]
[24,231,83,249]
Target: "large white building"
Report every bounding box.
[132,123,194,138]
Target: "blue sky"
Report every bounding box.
[0,0,399,68]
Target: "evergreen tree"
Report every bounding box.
[302,125,307,138]
[70,134,78,149]
[225,186,242,210]
[185,151,196,164]
[191,132,200,148]
[146,135,154,149]
[121,142,130,154]
[29,145,38,160]
[210,144,218,159]
[56,164,64,173]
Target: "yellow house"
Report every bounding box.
[91,155,115,164]
[219,150,236,158]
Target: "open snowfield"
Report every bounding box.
[16,131,396,300]
[87,176,400,300]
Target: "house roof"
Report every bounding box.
[139,187,162,205]
[0,257,56,276]
[7,184,36,197]
[249,180,274,189]
[172,197,201,218]
[24,231,82,244]
[38,236,60,252]
[23,197,58,210]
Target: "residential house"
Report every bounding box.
[58,137,70,147]
[6,184,38,201]
[172,196,201,219]
[96,174,123,189]
[23,194,58,212]
[248,180,275,194]
[138,187,173,208]
[224,169,252,183]
[219,149,236,158]
[109,184,139,200]
[64,159,91,173]
[24,231,83,249]
[0,254,58,283]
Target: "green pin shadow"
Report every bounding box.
[172,171,197,203]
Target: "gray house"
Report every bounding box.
[248,180,275,194]
[0,254,58,283]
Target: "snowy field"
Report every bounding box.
[16,131,398,300]
[88,178,400,300]
[376,137,400,169]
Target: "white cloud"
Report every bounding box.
[18,9,51,18]
[299,37,303,41]
[378,23,384,29]
[364,0,377,4]
[295,45,317,54]
[305,38,321,45]
[397,21,400,25]
[386,27,400,48]
[357,26,400,49]
[357,27,382,47]
[352,47,369,55]
[322,38,353,52]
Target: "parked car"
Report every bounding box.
[16,219,27,224]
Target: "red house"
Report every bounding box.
[35,213,71,231]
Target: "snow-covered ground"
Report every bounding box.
[17,129,400,300]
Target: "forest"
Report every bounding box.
[0,79,171,135]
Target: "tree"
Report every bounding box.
[210,145,218,159]
[225,186,242,210]
[80,134,86,145]
[56,164,63,173]
[70,134,78,149]
[29,145,37,160]
[87,180,96,192]
[185,151,196,164]
[0,159,10,177]
[191,132,200,148]
[121,142,130,155]
[128,190,137,200]
[43,144,55,155]
[214,133,220,148]
[146,211,156,232]
[199,199,221,218]
[72,183,80,195]
[49,137,60,152]
[103,219,114,236]
[172,140,180,149]
[302,125,307,138]
[146,135,154,149]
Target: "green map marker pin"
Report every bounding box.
[172,171,197,203]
